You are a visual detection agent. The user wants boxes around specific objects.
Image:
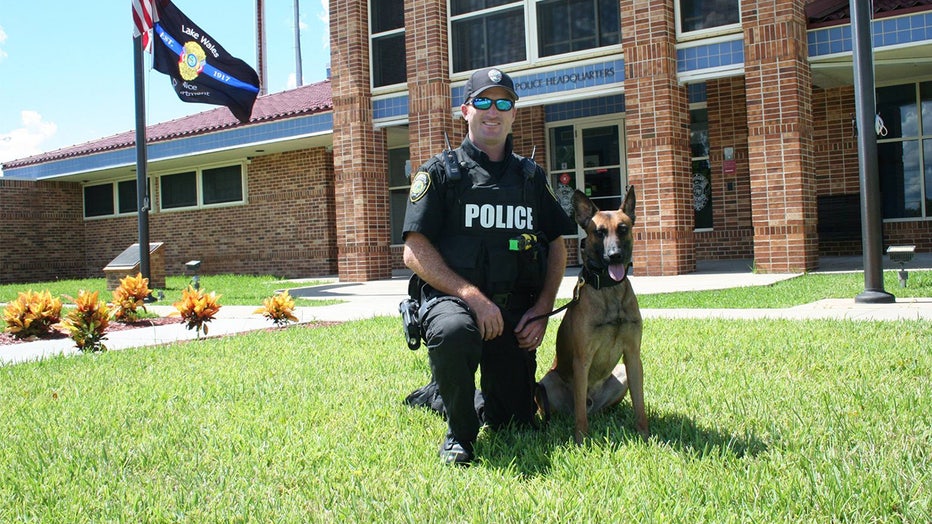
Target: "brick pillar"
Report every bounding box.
[405,0,454,166]
[621,0,694,276]
[330,0,392,281]
[743,0,818,272]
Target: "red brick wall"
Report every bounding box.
[698,77,755,260]
[813,86,860,196]
[82,148,337,284]
[0,179,85,284]
[622,0,695,275]
[742,0,819,272]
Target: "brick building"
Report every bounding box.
[2,0,931,285]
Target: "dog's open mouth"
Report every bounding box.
[608,263,628,281]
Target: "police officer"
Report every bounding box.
[402,67,576,465]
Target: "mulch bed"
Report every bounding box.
[0,317,182,346]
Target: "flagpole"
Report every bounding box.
[133,34,152,293]
[851,0,894,304]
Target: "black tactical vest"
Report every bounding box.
[434,149,545,300]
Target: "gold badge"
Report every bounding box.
[409,171,431,202]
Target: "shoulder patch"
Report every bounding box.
[409,171,431,202]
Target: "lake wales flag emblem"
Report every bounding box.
[153,0,260,123]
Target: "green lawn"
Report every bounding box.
[1,316,929,521]
[635,269,932,309]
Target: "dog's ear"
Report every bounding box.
[621,185,636,223]
[572,190,598,228]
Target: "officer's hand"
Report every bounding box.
[465,295,504,341]
[515,305,548,350]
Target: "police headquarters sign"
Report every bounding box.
[513,67,617,93]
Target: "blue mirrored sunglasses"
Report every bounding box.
[470,97,515,111]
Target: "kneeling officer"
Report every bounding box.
[401,67,575,466]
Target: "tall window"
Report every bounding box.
[878,81,932,219]
[371,0,407,87]
[159,163,245,211]
[388,147,412,244]
[690,107,713,229]
[537,0,620,57]
[676,0,740,36]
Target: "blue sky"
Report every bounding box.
[0,0,330,174]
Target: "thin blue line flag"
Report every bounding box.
[153,0,260,123]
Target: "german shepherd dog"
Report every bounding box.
[539,187,649,443]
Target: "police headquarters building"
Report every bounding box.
[2,0,932,284]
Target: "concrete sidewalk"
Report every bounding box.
[3,255,931,365]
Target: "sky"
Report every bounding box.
[0,0,331,175]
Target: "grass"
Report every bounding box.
[635,269,932,309]
[1,316,929,521]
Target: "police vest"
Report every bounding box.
[434,149,546,299]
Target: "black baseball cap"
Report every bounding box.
[463,67,519,104]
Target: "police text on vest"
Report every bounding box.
[464,204,534,230]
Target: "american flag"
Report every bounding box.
[132,0,157,51]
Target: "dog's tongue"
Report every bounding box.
[608,263,627,281]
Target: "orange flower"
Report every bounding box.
[254,290,299,327]
[171,286,222,337]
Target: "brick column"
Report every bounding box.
[621,0,694,276]
[742,0,818,272]
[330,0,392,281]
[405,0,454,167]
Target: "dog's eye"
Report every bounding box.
[617,225,629,236]
[595,227,608,239]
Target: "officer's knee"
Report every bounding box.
[423,302,481,356]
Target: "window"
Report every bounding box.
[676,0,740,36]
[118,180,141,215]
[84,184,114,218]
[388,147,411,244]
[878,81,932,219]
[203,165,243,205]
[370,0,407,87]
[451,1,525,73]
[160,172,198,209]
[159,163,245,211]
[690,107,713,229]
[537,0,620,58]
[83,179,150,218]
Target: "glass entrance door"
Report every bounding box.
[548,119,627,264]
[549,121,627,216]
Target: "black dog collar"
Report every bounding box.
[580,262,630,290]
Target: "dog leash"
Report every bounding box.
[527,261,632,325]
[527,278,585,324]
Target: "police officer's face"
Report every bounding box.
[462,86,516,157]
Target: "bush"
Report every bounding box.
[2,290,63,339]
[112,273,151,323]
[59,290,111,353]
[172,286,222,338]
[254,290,299,327]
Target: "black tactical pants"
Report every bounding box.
[418,297,538,443]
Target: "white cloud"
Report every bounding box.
[317,0,330,49]
[0,24,8,62]
[0,111,59,172]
